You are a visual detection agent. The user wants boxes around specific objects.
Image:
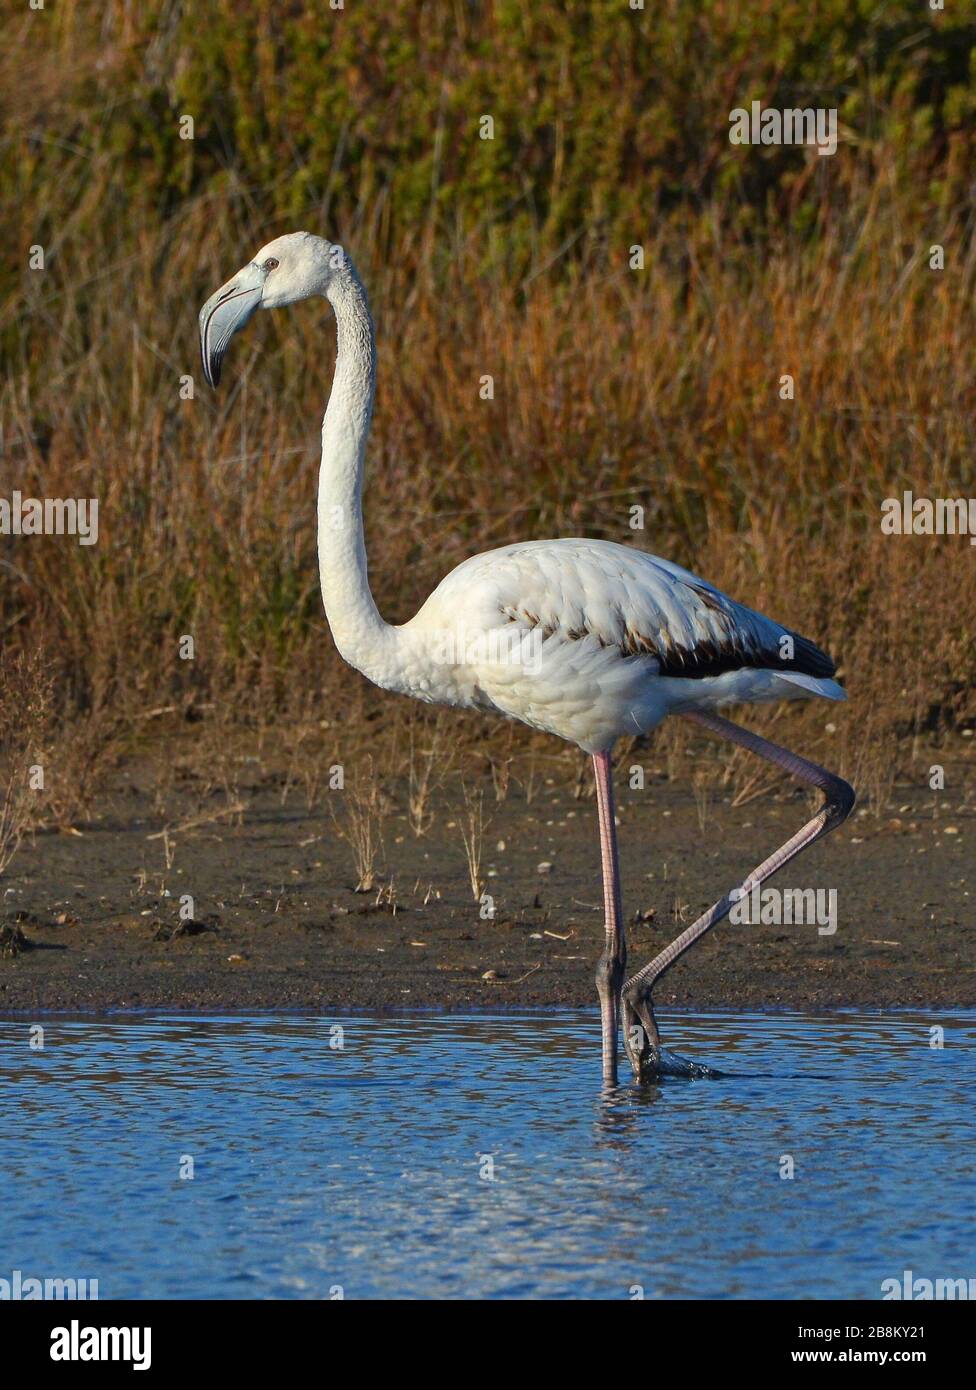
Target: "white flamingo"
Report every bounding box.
[199,232,855,1085]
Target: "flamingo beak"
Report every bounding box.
[198,264,264,388]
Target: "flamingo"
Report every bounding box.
[199,232,855,1085]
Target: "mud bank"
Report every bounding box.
[1,767,972,1012]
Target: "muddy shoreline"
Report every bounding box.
[2,763,972,1014]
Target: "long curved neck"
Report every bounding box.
[317,264,395,684]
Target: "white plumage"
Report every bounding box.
[403,537,845,752]
[200,231,855,1085]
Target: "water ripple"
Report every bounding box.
[0,1009,973,1299]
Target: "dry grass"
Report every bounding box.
[406,714,453,838]
[457,782,490,904]
[331,757,386,893]
[0,651,53,874]
[1,4,974,817]
[4,212,973,769]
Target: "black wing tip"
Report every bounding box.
[784,631,837,679]
[654,630,838,682]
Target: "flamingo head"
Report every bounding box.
[198,231,344,387]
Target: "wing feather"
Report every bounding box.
[419,539,835,682]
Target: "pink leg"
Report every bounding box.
[593,749,626,1084]
[622,710,855,1080]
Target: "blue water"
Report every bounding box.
[1,1010,973,1299]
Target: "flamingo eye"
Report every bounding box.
[264,258,279,271]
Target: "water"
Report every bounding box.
[1,1010,973,1300]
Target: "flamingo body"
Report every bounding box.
[399,537,844,752]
